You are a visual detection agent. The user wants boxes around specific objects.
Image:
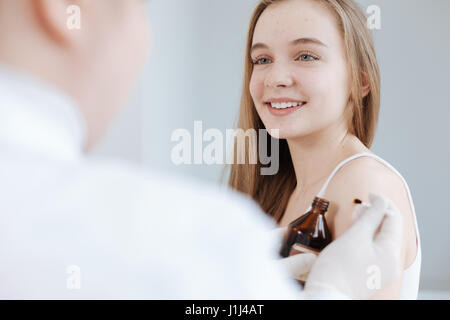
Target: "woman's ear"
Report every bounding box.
[361,71,371,98]
[33,0,85,48]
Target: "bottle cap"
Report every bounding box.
[312,197,329,212]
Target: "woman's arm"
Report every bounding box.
[324,157,417,299]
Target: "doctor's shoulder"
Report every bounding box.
[76,157,275,230]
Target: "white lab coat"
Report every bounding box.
[0,66,343,299]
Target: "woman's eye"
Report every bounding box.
[297,54,318,62]
[253,57,272,65]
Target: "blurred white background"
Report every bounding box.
[92,0,450,298]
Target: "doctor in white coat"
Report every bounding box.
[0,0,403,299]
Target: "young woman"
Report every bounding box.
[227,0,421,299]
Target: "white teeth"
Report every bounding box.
[270,102,304,109]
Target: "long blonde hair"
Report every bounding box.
[226,0,381,224]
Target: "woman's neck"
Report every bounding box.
[286,123,368,194]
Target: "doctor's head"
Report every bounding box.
[229,0,380,221]
[0,0,150,151]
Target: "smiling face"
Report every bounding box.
[249,0,352,139]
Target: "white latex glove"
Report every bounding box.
[303,192,403,300]
[269,226,317,282]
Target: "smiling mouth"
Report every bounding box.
[265,101,307,109]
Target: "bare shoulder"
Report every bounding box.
[324,154,418,269]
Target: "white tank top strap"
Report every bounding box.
[316,152,372,198]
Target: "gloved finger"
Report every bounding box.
[374,197,403,251]
[279,253,317,281]
[352,192,388,221]
[349,192,390,240]
[352,202,370,221]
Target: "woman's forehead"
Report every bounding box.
[252,0,340,48]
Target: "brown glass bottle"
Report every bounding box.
[279,197,332,258]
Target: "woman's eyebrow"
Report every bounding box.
[250,42,269,55]
[251,37,328,55]
[290,37,328,48]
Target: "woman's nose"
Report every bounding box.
[264,63,295,88]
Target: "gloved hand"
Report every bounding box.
[269,226,317,282]
[303,192,403,300]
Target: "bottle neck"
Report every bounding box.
[311,207,326,215]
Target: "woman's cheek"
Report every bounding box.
[249,72,264,106]
[296,70,322,97]
[304,71,338,110]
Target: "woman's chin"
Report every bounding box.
[265,128,308,140]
